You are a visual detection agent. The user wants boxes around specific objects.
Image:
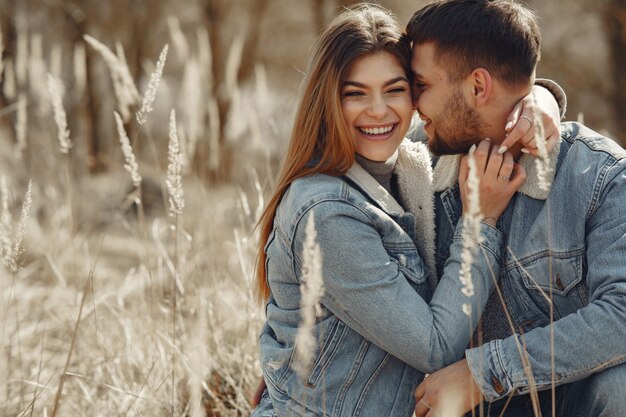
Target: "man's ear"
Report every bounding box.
[469,68,492,107]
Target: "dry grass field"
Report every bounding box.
[0,1,624,416]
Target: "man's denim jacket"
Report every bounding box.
[433,122,626,402]
[257,140,503,417]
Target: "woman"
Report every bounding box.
[252,4,561,416]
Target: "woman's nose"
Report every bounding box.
[366,95,387,118]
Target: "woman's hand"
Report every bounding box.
[459,139,527,226]
[498,85,561,156]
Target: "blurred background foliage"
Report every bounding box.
[0,0,624,186]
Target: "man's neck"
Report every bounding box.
[480,84,532,160]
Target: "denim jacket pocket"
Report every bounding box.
[513,251,587,317]
[384,244,428,289]
[303,316,348,387]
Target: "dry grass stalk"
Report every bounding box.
[3,58,16,100]
[459,149,483,315]
[0,176,12,267]
[46,74,72,154]
[6,180,32,273]
[167,109,185,216]
[15,93,28,153]
[180,59,203,169]
[50,44,62,79]
[114,112,142,187]
[83,35,140,122]
[136,44,169,125]
[28,34,48,111]
[73,42,87,98]
[15,17,27,89]
[167,16,189,62]
[293,213,324,379]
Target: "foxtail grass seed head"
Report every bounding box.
[459,150,483,313]
[47,73,72,154]
[83,35,140,122]
[293,213,325,379]
[531,93,552,192]
[8,180,32,272]
[136,44,169,125]
[0,176,12,266]
[114,111,142,187]
[167,109,184,215]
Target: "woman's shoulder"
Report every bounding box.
[277,173,370,225]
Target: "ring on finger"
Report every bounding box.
[498,175,511,181]
[520,115,533,126]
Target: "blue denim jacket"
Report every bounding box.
[432,122,626,402]
[255,140,504,416]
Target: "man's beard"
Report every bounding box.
[427,88,485,156]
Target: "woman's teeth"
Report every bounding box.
[359,125,394,135]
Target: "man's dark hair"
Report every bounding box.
[406,0,541,86]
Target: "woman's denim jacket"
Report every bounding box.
[255,140,504,417]
[432,122,626,402]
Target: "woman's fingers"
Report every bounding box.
[497,152,514,183]
[499,102,532,153]
[507,162,527,192]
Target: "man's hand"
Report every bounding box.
[414,359,484,417]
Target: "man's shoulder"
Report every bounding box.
[561,122,626,161]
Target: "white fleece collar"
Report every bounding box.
[432,139,562,200]
[346,139,438,290]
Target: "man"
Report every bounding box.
[407,1,626,416]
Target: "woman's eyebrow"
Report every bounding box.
[342,76,408,88]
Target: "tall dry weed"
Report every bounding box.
[47,74,72,154]
[136,44,169,126]
[459,146,483,315]
[114,111,142,188]
[166,109,185,216]
[83,34,140,122]
[293,213,324,380]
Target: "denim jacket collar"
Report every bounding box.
[432,139,562,200]
[346,139,438,290]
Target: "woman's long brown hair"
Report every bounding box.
[255,4,411,301]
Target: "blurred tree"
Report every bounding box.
[605,0,626,140]
[202,0,270,181]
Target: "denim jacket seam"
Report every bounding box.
[492,340,514,394]
[288,197,375,277]
[352,353,392,417]
[452,226,503,263]
[586,157,623,220]
[331,338,371,417]
[503,248,585,273]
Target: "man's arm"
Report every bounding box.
[464,155,626,401]
[415,153,626,416]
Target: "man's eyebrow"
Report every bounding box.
[342,76,409,88]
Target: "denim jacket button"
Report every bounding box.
[491,376,505,394]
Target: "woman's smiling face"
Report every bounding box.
[341,51,413,161]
